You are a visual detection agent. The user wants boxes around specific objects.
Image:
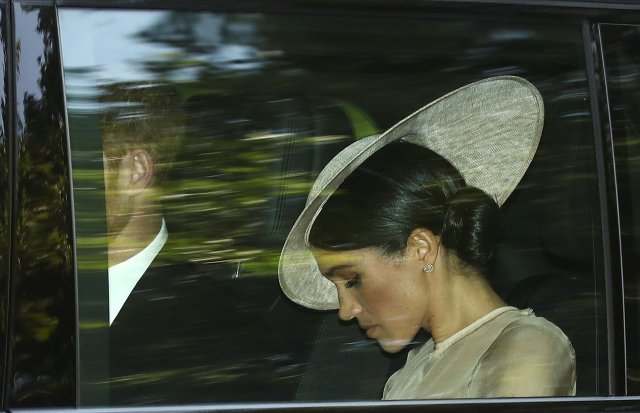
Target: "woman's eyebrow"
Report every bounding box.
[322,264,355,279]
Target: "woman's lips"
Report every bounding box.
[364,325,377,338]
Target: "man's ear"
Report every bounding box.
[407,227,439,264]
[126,148,154,195]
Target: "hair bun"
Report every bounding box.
[440,187,501,274]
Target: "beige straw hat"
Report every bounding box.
[278,76,544,310]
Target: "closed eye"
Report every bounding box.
[345,275,361,289]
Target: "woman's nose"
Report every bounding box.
[337,291,362,321]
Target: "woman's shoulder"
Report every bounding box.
[497,309,574,350]
[481,308,576,374]
[470,308,577,397]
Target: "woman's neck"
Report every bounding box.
[425,272,507,345]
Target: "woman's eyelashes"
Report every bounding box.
[345,274,361,289]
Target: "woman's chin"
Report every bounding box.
[377,337,411,353]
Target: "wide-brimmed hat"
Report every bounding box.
[278,76,544,310]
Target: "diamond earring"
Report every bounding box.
[423,263,434,273]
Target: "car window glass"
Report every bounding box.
[0,6,8,400]
[7,5,76,406]
[59,8,608,405]
[600,23,640,395]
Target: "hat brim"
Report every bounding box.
[279,76,544,310]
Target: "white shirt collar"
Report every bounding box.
[108,218,168,325]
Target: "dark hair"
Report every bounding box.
[308,141,501,275]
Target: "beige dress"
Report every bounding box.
[383,306,576,399]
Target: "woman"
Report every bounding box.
[278,77,576,399]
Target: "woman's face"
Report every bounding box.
[312,247,431,353]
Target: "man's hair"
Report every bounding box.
[100,81,185,183]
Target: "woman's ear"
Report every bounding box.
[407,227,439,265]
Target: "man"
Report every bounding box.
[101,83,182,326]
[100,83,309,404]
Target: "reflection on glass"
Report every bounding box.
[0,6,7,395]
[9,5,75,406]
[60,8,606,405]
[600,24,640,395]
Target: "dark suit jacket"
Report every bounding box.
[108,254,321,405]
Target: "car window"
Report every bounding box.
[600,23,640,395]
[7,4,76,407]
[60,8,608,406]
[0,5,8,403]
